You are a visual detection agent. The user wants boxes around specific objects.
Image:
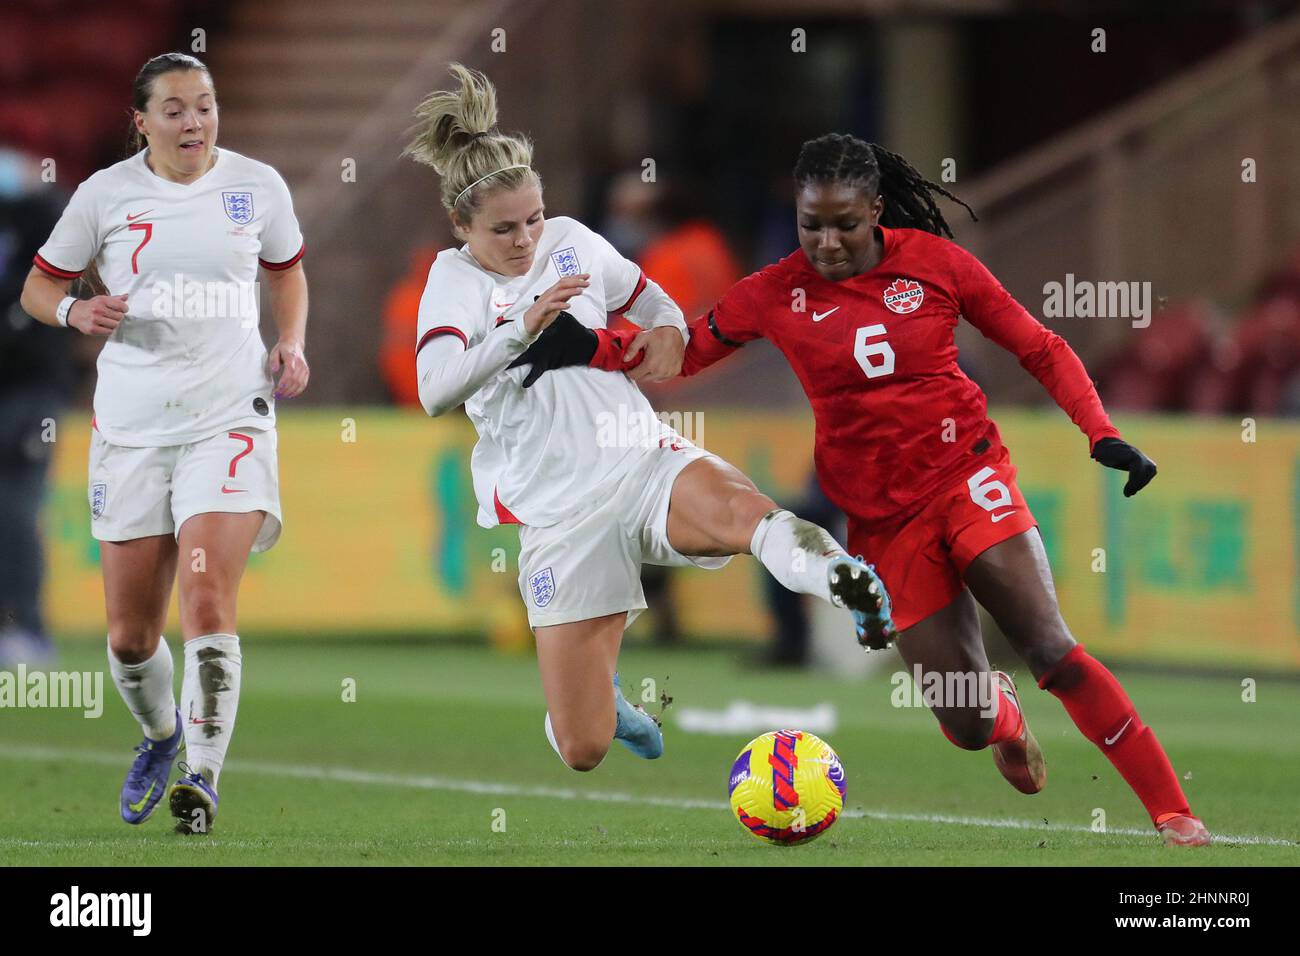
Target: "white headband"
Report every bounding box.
[455,164,532,204]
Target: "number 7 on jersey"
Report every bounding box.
[128,222,153,275]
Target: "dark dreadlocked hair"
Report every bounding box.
[793,134,977,238]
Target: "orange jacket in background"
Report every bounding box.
[380,245,441,406]
[608,220,743,345]
[640,220,743,319]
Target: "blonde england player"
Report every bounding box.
[20,53,308,832]
[408,65,894,772]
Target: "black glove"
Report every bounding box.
[506,311,597,388]
[1091,437,1157,496]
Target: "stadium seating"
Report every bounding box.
[0,0,186,182]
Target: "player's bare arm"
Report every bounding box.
[20,266,128,336]
[264,260,310,398]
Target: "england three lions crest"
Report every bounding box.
[222,191,254,225]
[551,247,580,278]
[529,567,556,608]
[90,482,107,519]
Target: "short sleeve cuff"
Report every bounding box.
[259,242,305,271]
[33,253,83,279]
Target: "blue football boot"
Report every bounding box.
[120,708,183,825]
[612,671,664,759]
[169,762,219,835]
[828,554,897,650]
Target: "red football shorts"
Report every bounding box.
[846,450,1038,633]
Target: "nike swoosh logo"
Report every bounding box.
[189,717,222,725]
[1104,717,1133,746]
[991,510,1015,522]
[220,485,246,494]
[126,210,154,221]
[811,307,839,322]
[128,781,156,813]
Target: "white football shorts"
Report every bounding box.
[516,436,732,630]
[88,425,282,552]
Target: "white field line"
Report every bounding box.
[0,744,1293,847]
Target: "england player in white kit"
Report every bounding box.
[21,54,309,832]
[407,65,894,773]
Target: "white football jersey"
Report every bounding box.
[35,147,304,447]
[417,216,675,529]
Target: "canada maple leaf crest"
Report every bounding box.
[882,278,924,314]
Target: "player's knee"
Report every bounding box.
[559,737,609,772]
[1016,629,1078,683]
[1028,635,1076,678]
[181,580,233,635]
[107,625,158,664]
[109,635,154,665]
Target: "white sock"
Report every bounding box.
[544,712,564,761]
[181,633,242,789]
[543,712,608,770]
[749,509,846,605]
[108,636,176,741]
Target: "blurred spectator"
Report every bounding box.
[602,171,744,320]
[601,171,658,263]
[1227,289,1300,416]
[380,244,441,406]
[602,174,745,646]
[0,4,179,184]
[640,221,742,323]
[1096,300,1221,412]
[0,146,76,665]
[1094,249,1300,419]
[754,173,800,273]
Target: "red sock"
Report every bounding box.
[1038,644,1191,825]
[939,686,1023,750]
[988,687,1024,744]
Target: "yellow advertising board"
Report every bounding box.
[41,408,1299,670]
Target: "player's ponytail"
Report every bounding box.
[793,134,977,238]
[402,63,539,219]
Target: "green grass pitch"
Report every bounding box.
[1,640,1296,866]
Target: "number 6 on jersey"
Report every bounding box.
[853,324,895,379]
[967,466,1013,512]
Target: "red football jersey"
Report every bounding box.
[682,226,1121,527]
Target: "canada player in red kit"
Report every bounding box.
[678,136,1209,847]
